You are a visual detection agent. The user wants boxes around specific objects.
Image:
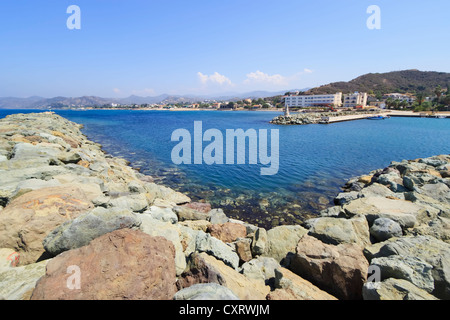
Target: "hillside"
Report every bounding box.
[306,70,450,95]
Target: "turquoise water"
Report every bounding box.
[1,109,449,227]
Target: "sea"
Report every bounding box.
[1,109,449,228]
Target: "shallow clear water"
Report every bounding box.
[1,109,449,228]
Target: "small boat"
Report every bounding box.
[367,115,387,120]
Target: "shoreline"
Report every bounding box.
[0,112,449,301]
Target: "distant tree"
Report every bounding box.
[422,101,433,111]
[435,85,443,102]
[444,95,450,105]
[416,93,425,106]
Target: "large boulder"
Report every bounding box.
[370,218,403,242]
[0,186,93,265]
[43,207,141,256]
[290,235,369,300]
[145,206,178,224]
[174,283,239,300]
[31,229,177,300]
[173,206,209,222]
[139,215,186,275]
[264,225,308,264]
[267,267,337,300]
[370,256,434,293]
[145,183,191,205]
[177,252,270,300]
[0,260,49,300]
[11,142,62,160]
[363,278,438,300]
[207,222,247,243]
[195,231,240,270]
[343,197,437,229]
[306,216,370,247]
[240,257,281,286]
[109,194,149,213]
[373,235,450,299]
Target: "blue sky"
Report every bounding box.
[1,0,449,98]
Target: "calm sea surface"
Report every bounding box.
[1,109,449,228]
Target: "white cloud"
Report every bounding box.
[244,71,289,86]
[113,88,121,94]
[197,72,234,86]
[243,69,314,88]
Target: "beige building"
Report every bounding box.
[343,92,368,108]
[284,93,343,108]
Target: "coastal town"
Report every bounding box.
[60,86,450,118]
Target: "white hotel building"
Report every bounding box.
[284,92,343,108]
[343,92,368,108]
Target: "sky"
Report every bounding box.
[1,0,449,98]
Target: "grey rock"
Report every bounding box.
[374,235,450,299]
[240,256,281,286]
[11,143,61,160]
[251,228,268,257]
[109,194,149,213]
[145,206,178,224]
[334,191,360,205]
[128,180,146,194]
[145,183,191,205]
[370,218,403,242]
[320,206,344,218]
[343,197,432,229]
[195,231,240,270]
[43,207,141,256]
[363,278,438,300]
[57,151,82,164]
[173,283,239,300]
[207,208,229,224]
[371,256,435,293]
[265,225,308,264]
[139,215,186,275]
[173,206,209,222]
[307,216,370,247]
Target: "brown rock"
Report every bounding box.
[183,202,212,214]
[51,131,80,148]
[290,235,369,300]
[0,186,93,265]
[235,238,253,263]
[207,222,247,243]
[31,229,177,300]
[178,252,270,300]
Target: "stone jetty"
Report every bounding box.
[270,110,386,125]
[0,112,449,300]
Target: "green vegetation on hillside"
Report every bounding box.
[306,70,450,96]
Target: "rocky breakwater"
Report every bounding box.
[270,110,380,125]
[0,112,448,301]
[0,112,336,300]
[319,154,450,300]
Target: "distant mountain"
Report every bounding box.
[306,70,450,95]
[0,90,300,109]
[0,96,46,109]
